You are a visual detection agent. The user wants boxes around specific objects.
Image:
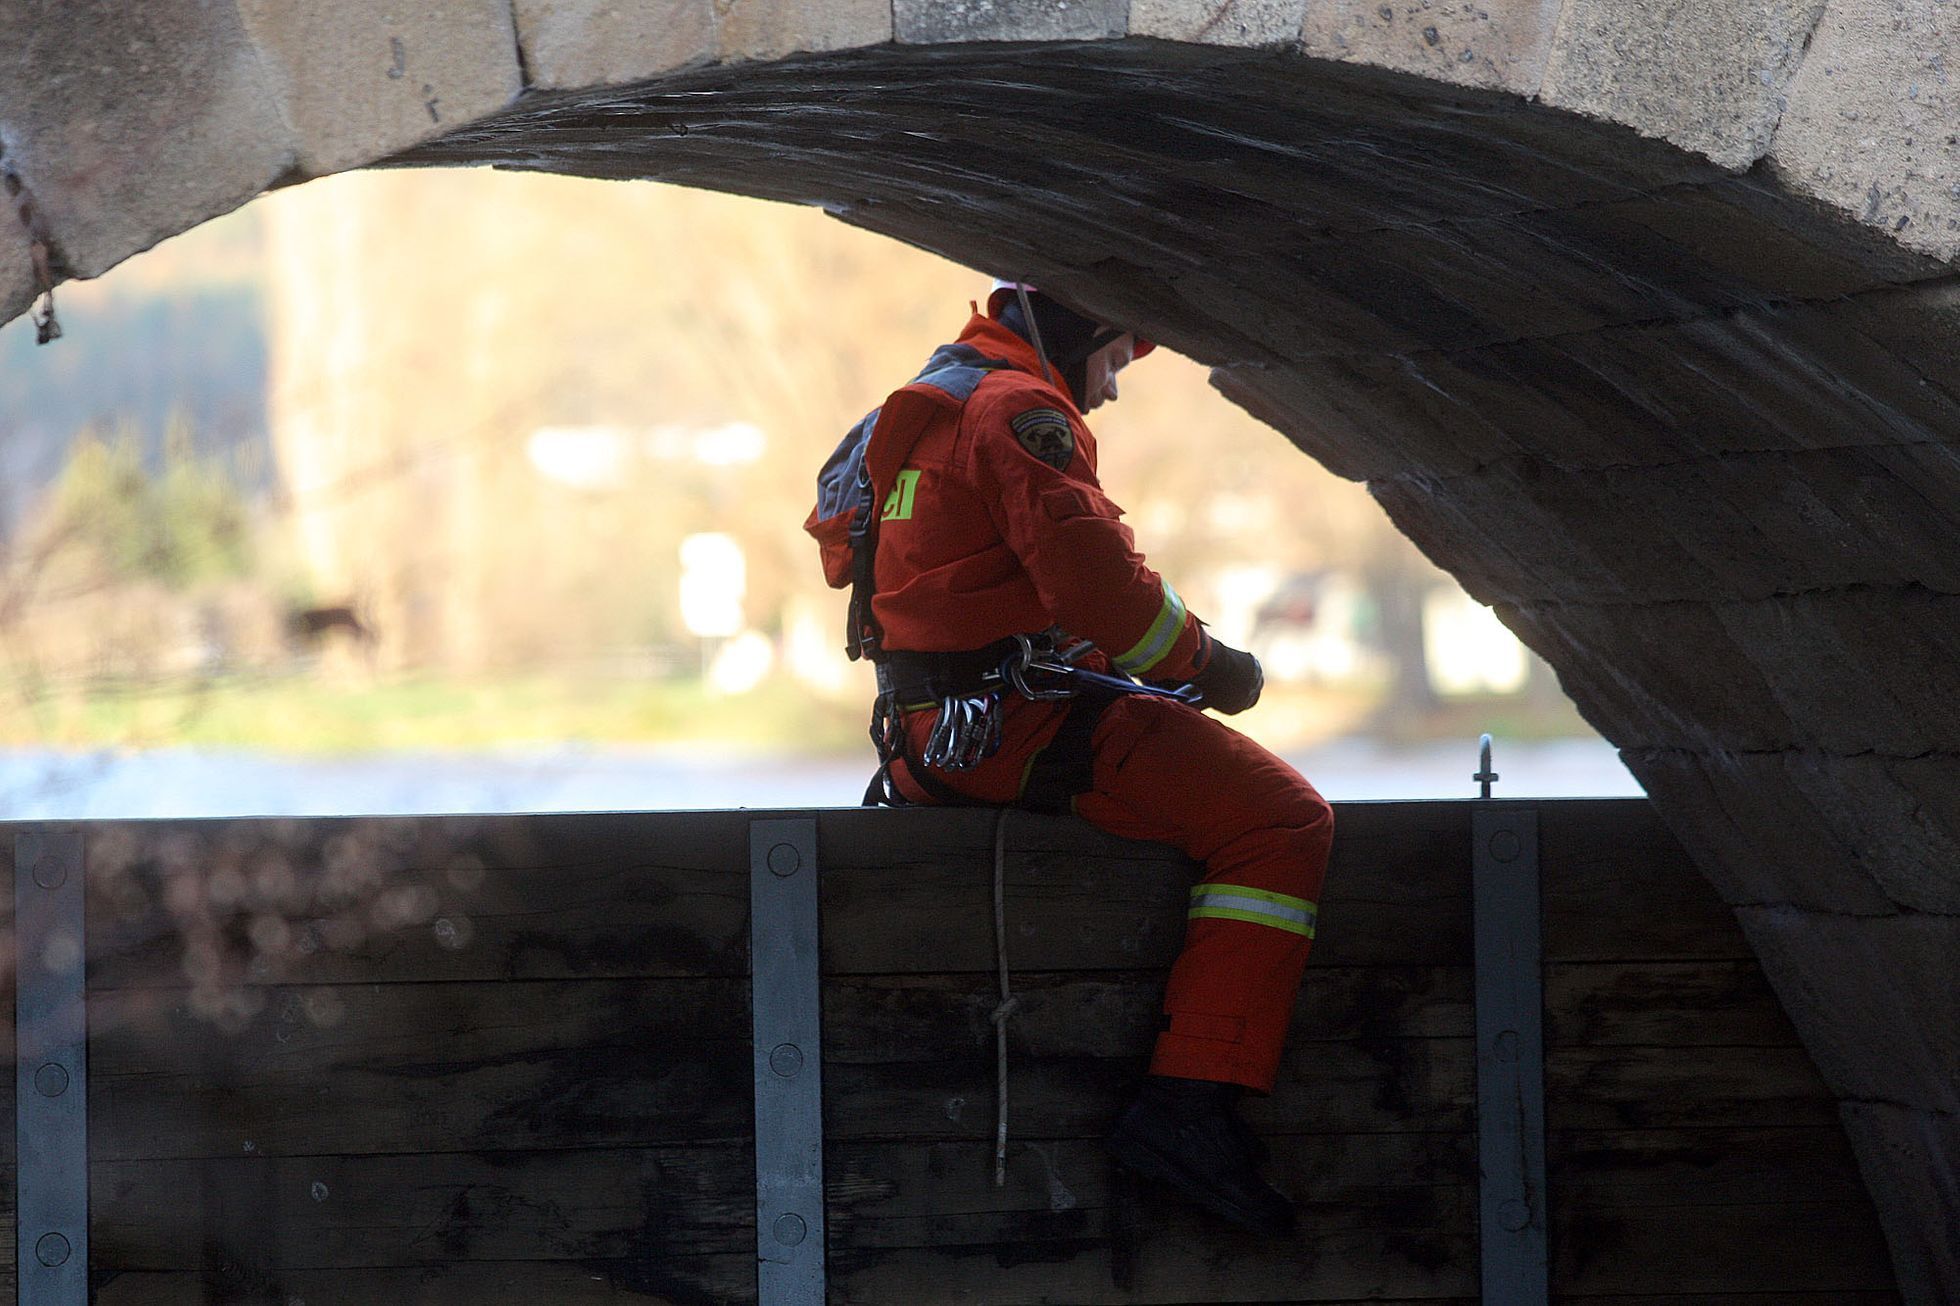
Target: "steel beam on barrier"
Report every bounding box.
[1473,805,1548,1305]
[750,818,825,1306]
[15,828,88,1306]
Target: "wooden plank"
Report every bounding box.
[82,957,1808,1157]
[819,802,1476,973]
[87,969,1473,1159]
[1538,802,1749,962]
[828,1035,1477,1142]
[830,1185,1893,1304]
[1552,1200,1898,1295]
[93,1259,756,1305]
[1544,1046,1838,1131]
[82,812,757,988]
[94,1275,1476,1306]
[29,1126,1909,1301]
[91,1144,754,1272]
[828,1133,1475,1248]
[829,1209,1480,1304]
[1547,961,1804,1047]
[824,1129,1873,1245]
[823,969,1474,1063]
[88,979,752,1161]
[79,802,1482,990]
[829,1031,1840,1144]
[72,800,1747,986]
[1544,1286,1897,1294]
[1550,1126,1869,1204]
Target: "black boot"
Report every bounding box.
[1104,1075,1296,1237]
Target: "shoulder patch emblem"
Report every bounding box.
[1008,407,1075,471]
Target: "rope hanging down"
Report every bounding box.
[991,809,1022,1187]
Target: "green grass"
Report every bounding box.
[0,673,870,755]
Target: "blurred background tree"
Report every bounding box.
[0,168,1585,755]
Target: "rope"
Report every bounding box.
[991,807,1022,1187]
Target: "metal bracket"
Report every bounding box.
[15,828,88,1306]
[750,819,824,1305]
[1472,806,1547,1305]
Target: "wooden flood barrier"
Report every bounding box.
[0,801,1899,1304]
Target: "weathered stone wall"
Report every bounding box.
[2,3,1956,1296]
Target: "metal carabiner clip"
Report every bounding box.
[1005,633,1076,701]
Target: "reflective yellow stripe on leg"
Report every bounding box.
[1187,883,1317,938]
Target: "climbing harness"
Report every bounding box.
[863,629,1204,806]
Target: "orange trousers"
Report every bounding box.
[899,692,1333,1093]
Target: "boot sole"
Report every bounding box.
[1104,1127,1295,1238]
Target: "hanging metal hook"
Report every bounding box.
[1474,733,1499,799]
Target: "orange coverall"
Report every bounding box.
[809,311,1333,1092]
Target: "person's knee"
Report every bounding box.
[1285,784,1334,844]
[1275,788,1333,893]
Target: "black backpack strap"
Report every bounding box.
[1016,688,1118,815]
[844,451,885,660]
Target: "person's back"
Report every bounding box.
[807,283,1333,1236]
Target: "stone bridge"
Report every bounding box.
[3,1,1956,1296]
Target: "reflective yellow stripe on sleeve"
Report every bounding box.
[1113,579,1188,676]
[1188,883,1317,938]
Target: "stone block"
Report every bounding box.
[1172,260,1429,358]
[1797,753,1960,914]
[1542,0,1831,170]
[0,215,31,330]
[1519,182,1927,310]
[1624,749,1953,914]
[514,0,716,90]
[1301,0,1563,95]
[1734,904,1960,1113]
[0,0,293,278]
[1375,465,1713,605]
[1209,354,1522,481]
[1487,450,1960,603]
[1434,296,1960,473]
[1497,600,1802,752]
[1288,217,1647,352]
[237,0,521,176]
[1211,364,1382,482]
[1700,446,1960,597]
[1394,443,1960,606]
[717,0,892,61]
[1721,171,1952,288]
[1367,478,1547,604]
[1769,0,1960,261]
[1131,0,1307,46]
[894,0,1128,43]
[1831,278,1960,390]
[1714,589,1960,757]
[1512,589,1960,754]
[1838,1102,1960,1305]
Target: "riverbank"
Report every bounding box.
[0,736,1639,820]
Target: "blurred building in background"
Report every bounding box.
[0,168,1572,754]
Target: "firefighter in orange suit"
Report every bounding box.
[806,283,1333,1236]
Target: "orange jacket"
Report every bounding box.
[810,312,1210,682]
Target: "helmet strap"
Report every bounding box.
[1012,283,1058,389]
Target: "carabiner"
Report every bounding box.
[1004,633,1076,701]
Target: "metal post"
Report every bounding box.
[1472,805,1547,1304]
[15,828,88,1306]
[750,818,824,1306]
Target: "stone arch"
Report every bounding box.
[2,3,1956,1295]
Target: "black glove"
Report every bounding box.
[1191,638,1263,715]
